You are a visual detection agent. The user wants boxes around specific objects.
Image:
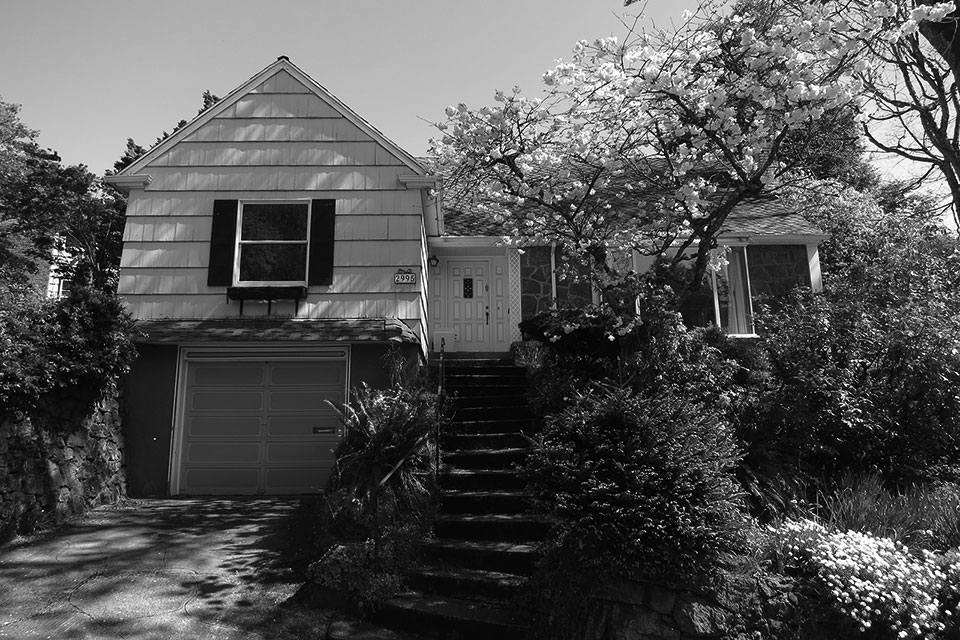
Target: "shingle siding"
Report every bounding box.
[119,69,426,323]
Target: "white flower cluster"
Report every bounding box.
[430,1,958,270]
[775,519,952,638]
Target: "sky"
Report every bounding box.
[0,0,699,176]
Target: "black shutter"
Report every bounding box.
[309,200,336,286]
[208,199,238,286]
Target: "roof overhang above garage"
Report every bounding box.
[133,318,419,344]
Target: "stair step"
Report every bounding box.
[443,432,529,450]
[453,395,527,410]
[446,419,533,435]
[440,470,525,492]
[431,353,513,364]
[446,369,526,381]
[443,448,528,470]
[376,592,528,640]
[435,514,549,541]
[421,539,539,575]
[407,564,527,602]
[328,617,423,640]
[452,406,533,422]
[449,385,525,398]
[446,377,527,388]
[440,490,531,514]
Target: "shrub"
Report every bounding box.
[317,373,447,611]
[769,519,946,639]
[308,519,424,613]
[713,286,960,513]
[328,383,444,552]
[522,273,739,421]
[525,382,745,581]
[0,282,136,421]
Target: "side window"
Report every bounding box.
[236,202,310,284]
[678,246,755,335]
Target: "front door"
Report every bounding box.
[443,258,511,352]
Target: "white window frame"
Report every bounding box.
[233,199,312,286]
[709,245,756,337]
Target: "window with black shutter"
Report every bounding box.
[207,199,336,287]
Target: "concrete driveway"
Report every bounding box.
[0,498,333,640]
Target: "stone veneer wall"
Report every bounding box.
[520,246,555,319]
[0,388,126,543]
[520,246,595,323]
[747,245,811,299]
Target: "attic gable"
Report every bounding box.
[109,57,426,181]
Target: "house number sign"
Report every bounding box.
[394,269,416,285]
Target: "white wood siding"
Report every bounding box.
[119,70,426,325]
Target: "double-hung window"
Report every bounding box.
[236,202,310,285]
[207,199,336,288]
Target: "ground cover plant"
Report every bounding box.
[762,518,960,639]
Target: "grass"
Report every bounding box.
[812,472,960,552]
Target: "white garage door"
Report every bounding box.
[177,353,346,495]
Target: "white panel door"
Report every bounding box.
[448,260,489,352]
[445,258,511,352]
[179,358,345,495]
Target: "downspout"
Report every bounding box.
[550,242,557,307]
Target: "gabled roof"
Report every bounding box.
[108,56,428,183]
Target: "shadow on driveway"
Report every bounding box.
[0,497,333,639]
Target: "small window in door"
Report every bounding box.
[463,278,474,299]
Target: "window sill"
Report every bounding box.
[227,285,308,301]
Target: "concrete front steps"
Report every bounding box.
[367,356,542,640]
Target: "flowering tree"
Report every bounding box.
[830,0,960,229]
[432,1,954,290]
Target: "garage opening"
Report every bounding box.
[175,348,347,495]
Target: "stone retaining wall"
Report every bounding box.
[576,573,842,640]
[0,387,126,543]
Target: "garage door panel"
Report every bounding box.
[180,357,346,495]
[191,365,265,387]
[184,468,260,494]
[191,391,264,412]
[186,442,262,463]
[266,468,328,494]
[270,363,345,386]
[188,416,262,437]
[268,415,340,436]
[269,390,342,412]
[266,442,332,463]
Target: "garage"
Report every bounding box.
[175,348,347,495]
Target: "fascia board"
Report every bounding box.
[429,236,506,248]
[715,233,829,244]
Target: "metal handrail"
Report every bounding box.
[435,337,446,480]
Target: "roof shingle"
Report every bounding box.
[441,195,823,239]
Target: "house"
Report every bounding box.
[106,56,824,497]
[437,195,825,341]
